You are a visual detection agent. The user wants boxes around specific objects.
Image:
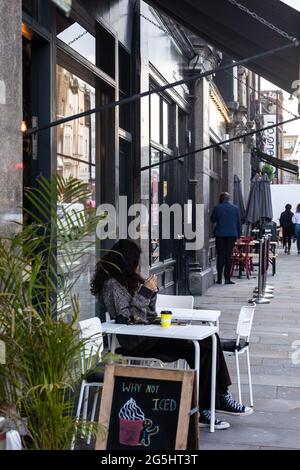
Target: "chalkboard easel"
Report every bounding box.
[96,365,199,450]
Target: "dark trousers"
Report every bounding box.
[215,236,236,281]
[120,335,231,410]
[282,229,293,250]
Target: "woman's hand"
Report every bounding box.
[144,274,158,292]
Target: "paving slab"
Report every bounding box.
[251,397,300,413]
[197,250,300,450]
[200,422,300,449]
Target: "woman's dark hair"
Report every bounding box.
[297,204,300,213]
[285,204,292,211]
[90,239,144,296]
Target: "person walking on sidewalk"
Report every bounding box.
[280,204,294,254]
[211,192,241,285]
[292,204,300,254]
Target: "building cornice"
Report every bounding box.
[150,8,196,61]
[209,82,231,124]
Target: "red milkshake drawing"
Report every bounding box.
[118,398,145,446]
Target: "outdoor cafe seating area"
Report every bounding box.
[71,292,257,449]
[70,171,278,449]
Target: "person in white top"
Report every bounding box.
[292,204,300,254]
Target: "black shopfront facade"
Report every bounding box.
[21,0,195,320]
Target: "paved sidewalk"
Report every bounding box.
[196,245,300,450]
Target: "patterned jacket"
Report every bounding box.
[101,277,157,350]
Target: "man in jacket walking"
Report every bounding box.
[211,192,241,285]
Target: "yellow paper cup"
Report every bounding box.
[160,311,172,328]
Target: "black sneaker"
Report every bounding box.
[216,392,253,416]
[225,280,235,285]
[199,409,230,430]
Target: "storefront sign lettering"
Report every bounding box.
[263,114,277,158]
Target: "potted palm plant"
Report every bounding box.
[0,176,105,449]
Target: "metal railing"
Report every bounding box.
[251,231,275,304]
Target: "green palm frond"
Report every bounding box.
[0,176,108,449]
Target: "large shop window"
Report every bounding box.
[150,91,173,265]
[56,64,96,321]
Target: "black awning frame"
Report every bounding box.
[255,149,299,175]
[147,0,300,94]
[25,40,298,137]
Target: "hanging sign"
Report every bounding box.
[51,0,72,16]
[263,114,277,158]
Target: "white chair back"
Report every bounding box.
[105,312,113,322]
[78,317,103,371]
[156,294,194,309]
[236,304,256,340]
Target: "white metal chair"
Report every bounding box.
[154,294,194,369]
[156,294,194,310]
[221,303,256,407]
[71,317,104,449]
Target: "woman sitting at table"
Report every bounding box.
[91,239,253,430]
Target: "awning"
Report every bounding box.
[256,149,299,175]
[146,0,300,94]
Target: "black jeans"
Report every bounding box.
[282,228,293,250]
[215,236,236,281]
[119,334,231,410]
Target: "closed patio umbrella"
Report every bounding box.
[245,173,274,235]
[245,174,261,225]
[260,173,273,221]
[233,175,246,224]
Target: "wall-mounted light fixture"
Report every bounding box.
[22,23,33,41]
[21,121,27,133]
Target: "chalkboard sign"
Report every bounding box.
[96,365,198,450]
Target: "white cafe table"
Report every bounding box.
[101,321,218,433]
[156,307,220,328]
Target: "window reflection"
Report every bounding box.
[150,93,170,148]
[56,64,96,320]
[56,14,95,66]
[150,93,160,144]
[56,65,96,171]
[162,100,169,147]
[151,149,160,265]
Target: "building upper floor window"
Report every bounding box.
[150,91,170,149]
[284,140,296,150]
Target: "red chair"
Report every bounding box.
[231,238,255,279]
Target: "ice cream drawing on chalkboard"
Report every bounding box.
[118,398,159,446]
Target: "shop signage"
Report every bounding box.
[263,114,277,158]
[51,0,72,16]
[96,365,198,450]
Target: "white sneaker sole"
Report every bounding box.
[216,407,254,417]
[199,421,230,430]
